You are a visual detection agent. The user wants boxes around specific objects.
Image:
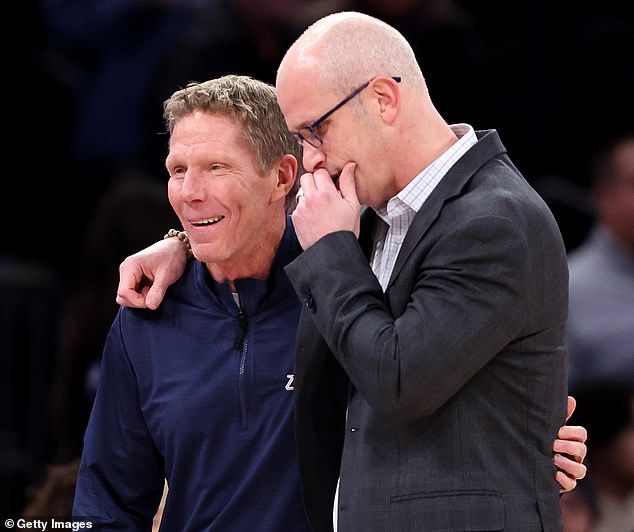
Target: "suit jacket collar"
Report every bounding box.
[360,129,507,289]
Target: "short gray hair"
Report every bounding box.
[163,75,302,177]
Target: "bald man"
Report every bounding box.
[277,11,575,531]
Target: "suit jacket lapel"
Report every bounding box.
[387,129,508,290]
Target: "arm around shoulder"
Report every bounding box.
[116,231,190,310]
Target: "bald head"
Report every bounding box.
[275,11,458,205]
[277,11,425,94]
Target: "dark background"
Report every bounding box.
[1,0,632,516]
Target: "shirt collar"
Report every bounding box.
[376,123,477,221]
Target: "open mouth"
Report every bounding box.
[191,216,225,227]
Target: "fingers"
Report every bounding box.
[557,424,588,447]
[115,269,172,310]
[553,417,588,493]
[298,171,318,195]
[302,168,343,194]
[554,452,587,493]
[554,425,588,475]
[116,260,151,309]
[555,469,579,493]
[338,162,358,202]
[312,167,335,187]
[554,451,587,479]
[300,165,358,207]
[566,395,576,422]
[553,438,587,466]
[116,288,149,309]
[145,283,169,311]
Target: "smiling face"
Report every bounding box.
[166,110,292,281]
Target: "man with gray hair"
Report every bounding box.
[73,75,311,530]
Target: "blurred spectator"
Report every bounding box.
[38,0,206,176]
[146,0,344,135]
[21,458,80,519]
[1,0,331,268]
[14,172,178,520]
[51,172,179,462]
[0,259,62,516]
[20,458,167,528]
[560,479,597,532]
[4,1,209,276]
[531,172,595,252]
[566,381,634,532]
[567,133,634,389]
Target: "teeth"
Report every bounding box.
[192,215,224,226]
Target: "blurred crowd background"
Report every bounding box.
[2,1,633,529]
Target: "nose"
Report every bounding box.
[179,170,207,202]
[301,142,326,173]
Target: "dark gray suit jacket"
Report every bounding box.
[285,130,568,531]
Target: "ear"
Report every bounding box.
[270,153,298,204]
[369,76,400,124]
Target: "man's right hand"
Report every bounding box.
[116,237,188,309]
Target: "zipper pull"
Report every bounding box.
[234,307,247,350]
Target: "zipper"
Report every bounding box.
[234,297,249,427]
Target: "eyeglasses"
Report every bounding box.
[290,76,401,149]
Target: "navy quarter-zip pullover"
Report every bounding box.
[74,219,311,531]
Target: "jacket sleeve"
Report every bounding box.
[72,310,165,530]
[285,215,531,422]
